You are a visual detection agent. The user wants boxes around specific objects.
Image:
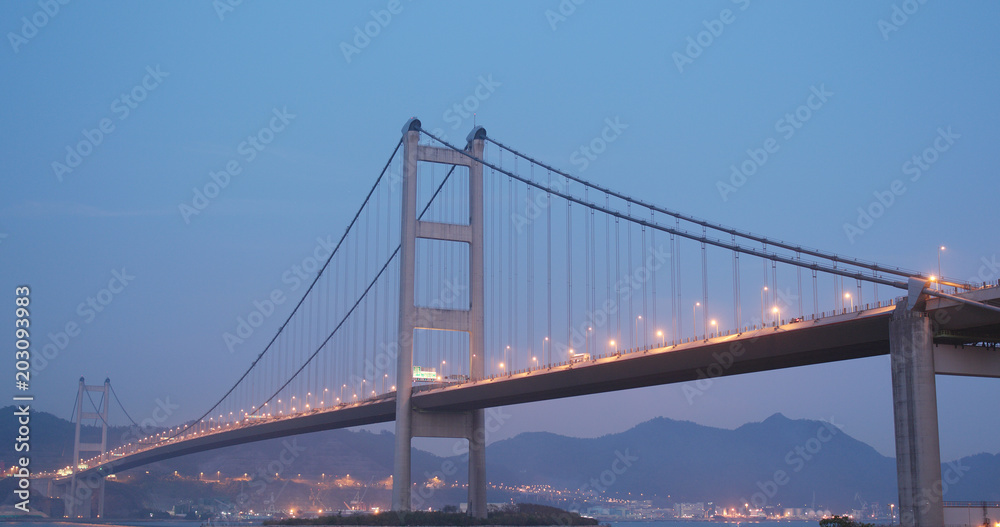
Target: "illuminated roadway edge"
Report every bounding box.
[55,287,1000,481]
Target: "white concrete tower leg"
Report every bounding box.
[392,119,421,513]
[890,300,944,527]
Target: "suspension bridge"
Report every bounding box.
[35,119,1000,527]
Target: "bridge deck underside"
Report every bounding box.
[69,309,906,479]
[413,310,894,412]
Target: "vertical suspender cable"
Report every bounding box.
[874,269,879,306]
[527,165,535,367]
[615,216,621,347]
[670,231,677,340]
[762,243,769,322]
[567,187,573,354]
[627,204,633,347]
[585,188,591,357]
[771,258,778,321]
[642,223,648,348]
[605,194,612,351]
[701,227,708,337]
[674,217,682,341]
[833,263,839,312]
[812,269,819,316]
[547,171,552,364]
[733,234,740,331]
[650,210,657,341]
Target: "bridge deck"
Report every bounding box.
[48,286,1000,481]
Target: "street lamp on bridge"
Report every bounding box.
[938,245,946,290]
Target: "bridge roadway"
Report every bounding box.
[59,286,1000,481]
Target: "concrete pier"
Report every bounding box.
[890,300,944,527]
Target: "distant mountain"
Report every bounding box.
[4,407,996,513]
[480,413,999,511]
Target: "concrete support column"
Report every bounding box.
[468,408,486,518]
[392,121,420,513]
[890,301,944,527]
[466,127,487,518]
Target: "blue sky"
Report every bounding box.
[2,1,998,461]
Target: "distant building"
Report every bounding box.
[674,502,705,518]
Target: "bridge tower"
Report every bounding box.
[393,118,487,517]
[67,377,110,518]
